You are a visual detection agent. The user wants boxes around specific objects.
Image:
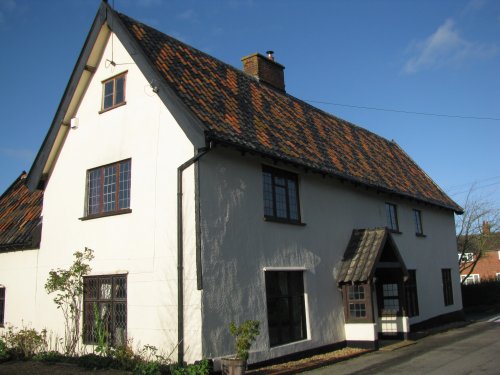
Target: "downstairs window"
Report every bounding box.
[83,275,127,346]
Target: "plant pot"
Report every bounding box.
[221,357,247,375]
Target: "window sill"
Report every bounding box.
[98,101,127,114]
[79,208,132,221]
[415,233,426,238]
[264,217,306,226]
[269,337,310,350]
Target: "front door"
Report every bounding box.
[376,270,405,338]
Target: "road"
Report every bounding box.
[305,315,500,375]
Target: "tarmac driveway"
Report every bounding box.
[306,314,500,375]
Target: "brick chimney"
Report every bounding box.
[482,221,491,235]
[241,51,285,92]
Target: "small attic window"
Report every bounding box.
[101,72,127,112]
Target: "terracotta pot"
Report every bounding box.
[221,358,247,375]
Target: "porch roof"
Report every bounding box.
[337,228,407,285]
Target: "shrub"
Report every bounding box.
[0,338,10,362]
[229,320,260,361]
[170,359,211,375]
[33,350,66,363]
[1,326,47,360]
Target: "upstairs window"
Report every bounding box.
[413,209,424,236]
[85,159,131,218]
[385,203,399,232]
[102,73,126,111]
[262,166,301,223]
[0,287,5,326]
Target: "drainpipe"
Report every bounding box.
[177,145,210,365]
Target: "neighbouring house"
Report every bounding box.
[459,224,500,285]
[0,1,464,367]
[0,172,43,328]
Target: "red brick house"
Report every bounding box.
[459,231,500,284]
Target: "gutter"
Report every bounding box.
[177,145,211,365]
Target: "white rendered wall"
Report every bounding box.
[0,249,39,330]
[11,34,201,362]
[199,147,461,363]
[344,324,377,342]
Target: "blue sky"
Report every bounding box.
[1,0,499,213]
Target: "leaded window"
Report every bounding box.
[102,73,126,111]
[83,275,127,346]
[86,159,131,217]
[265,271,307,347]
[385,203,399,232]
[442,269,454,306]
[348,285,366,318]
[262,166,301,223]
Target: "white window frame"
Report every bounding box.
[459,253,474,263]
[460,274,480,285]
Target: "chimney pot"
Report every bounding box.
[241,51,285,92]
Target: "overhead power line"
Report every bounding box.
[304,99,500,122]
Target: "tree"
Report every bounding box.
[456,188,499,284]
[45,248,94,355]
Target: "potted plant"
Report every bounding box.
[221,320,260,375]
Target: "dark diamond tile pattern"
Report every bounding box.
[118,12,460,212]
[0,172,43,250]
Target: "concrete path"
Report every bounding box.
[305,314,500,375]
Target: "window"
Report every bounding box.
[413,209,424,236]
[262,166,301,223]
[347,285,367,320]
[265,271,307,347]
[102,73,126,111]
[441,269,454,306]
[0,287,5,326]
[381,283,400,315]
[405,270,419,317]
[83,275,127,346]
[385,203,399,232]
[459,253,474,263]
[85,159,131,218]
[496,273,500,281]
[460,274,480,285]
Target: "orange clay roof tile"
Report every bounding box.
[118,12,461,212]
[0,172,43,250]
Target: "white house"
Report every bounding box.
[0,1,463,367]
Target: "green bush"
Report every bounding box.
[0,338,10,362]
[170,359,211,375]
[229,320,260,361]
[1,326,47,360]
[33,350,66,363]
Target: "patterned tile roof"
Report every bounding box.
[117,12,461,212]
[337,228,407,284]
[0,172,43,251]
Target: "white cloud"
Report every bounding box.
[403,18,498,74]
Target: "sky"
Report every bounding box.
[0,0,499,215]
